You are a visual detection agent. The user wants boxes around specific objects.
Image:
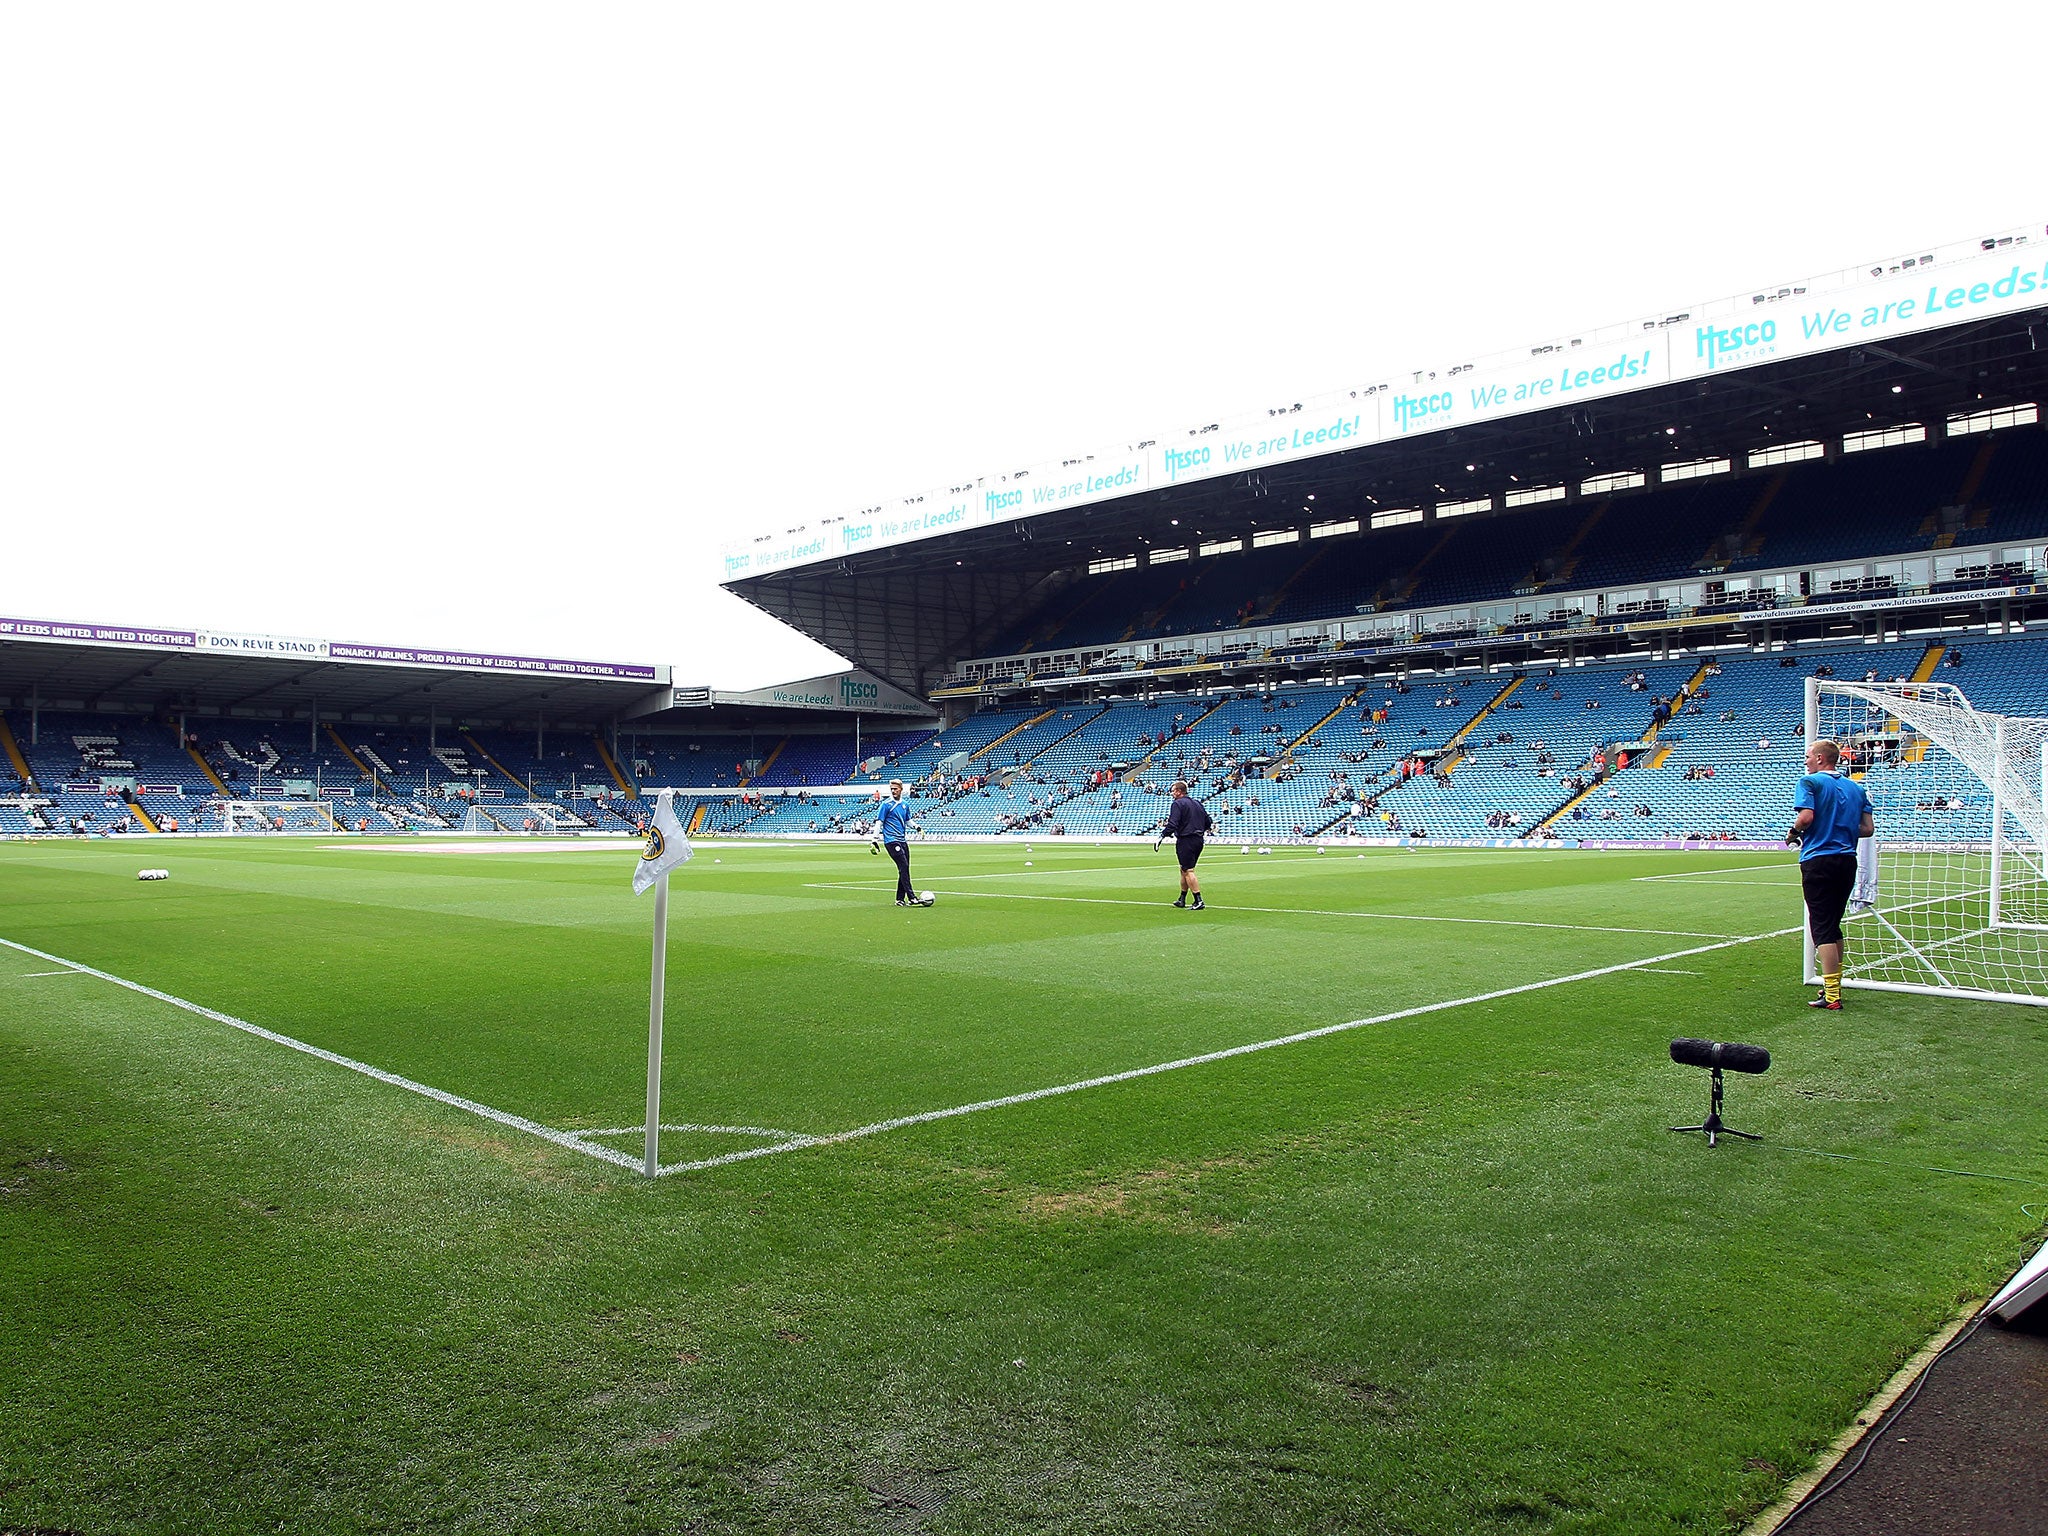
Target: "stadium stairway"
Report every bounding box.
[973,709,1057,762]
[1120,696,1232,782]
[124,794,160,833]
[740,738,787,787]
[1255,547,1326,620]
[1382,525,1459,607]
[1437,675,1525,767]
[1528,499,1608,591]
[1909,642,1947,683]
[461,733,534,794]
[1275,688,1362,762]
[594,734,638,797]
[1520,682,1678,837]
[0,714,36,788]
[1701,470,1786,569]
[325,726,378,784]
[186,740,232,795]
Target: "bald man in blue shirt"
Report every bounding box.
[1790,739,1875,1010]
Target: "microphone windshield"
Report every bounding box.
[1669,1037,1771,1075]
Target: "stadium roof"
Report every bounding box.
[0,611,669,725]
[725,223,2048,694]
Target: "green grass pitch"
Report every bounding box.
[3,836,2044,1534]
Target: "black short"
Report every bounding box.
[1175,834,1206,872]
[1801,852,1858,946]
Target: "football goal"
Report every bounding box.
[1809,676,2048,1006]
[212,799,338,835]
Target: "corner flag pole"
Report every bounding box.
[644,870,669,1177]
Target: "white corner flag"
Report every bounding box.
[633,789,694,894]
[632,791,694,1175]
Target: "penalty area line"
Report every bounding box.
[654,922,1804,1176]
[0,934,643,1174]
[800,882,1737,939]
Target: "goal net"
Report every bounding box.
[1811,678,2048,1006]
[457,803,515,834]
[211,799,337,835]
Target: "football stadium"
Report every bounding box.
[8,222,2048,1534]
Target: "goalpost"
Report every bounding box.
[1809,677,2048,1006]
[212,799,337,835]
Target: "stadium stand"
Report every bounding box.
[967,428,2048,663]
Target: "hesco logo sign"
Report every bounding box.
[1694,318,1777,372]
[1390,390,1453,433]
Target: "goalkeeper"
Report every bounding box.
[1787,739,1874,1011]
[1157,780,1213,910]
[875,780,916,906]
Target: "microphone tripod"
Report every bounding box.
[1671,1066,1762,1148]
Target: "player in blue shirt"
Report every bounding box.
[876,779,917,906]
[1789,739,1875,1010]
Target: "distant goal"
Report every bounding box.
[1809,677,2048,1007]
[209,799,338,835]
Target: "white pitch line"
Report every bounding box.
[19,969,87,978]
[1636,967,1702,976]
[653,922,1804,1175]
[1633,862,1793,881]
[801,882,1737,940]
[0,935,640,1173]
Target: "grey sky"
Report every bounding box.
[3,4,2037,687]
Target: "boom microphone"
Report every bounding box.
[1669,1038,1771,1075]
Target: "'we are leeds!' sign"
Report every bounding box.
[0,615,663,683]
[723,228,2048,582]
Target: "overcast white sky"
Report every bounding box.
[3,5,2039,687]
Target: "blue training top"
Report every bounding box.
[877,797,912,843]
[1794,769,1872,861]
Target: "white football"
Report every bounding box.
[918,890,936,906]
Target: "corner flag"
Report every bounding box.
[633,790,694,894]
[631,790,693,1176]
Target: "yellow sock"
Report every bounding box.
[1823,971,1841,1004]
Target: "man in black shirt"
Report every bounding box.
[1158,779,1213,910]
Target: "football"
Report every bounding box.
[918,890,937,906]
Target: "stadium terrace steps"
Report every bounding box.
[1122,696,1232,781]
[1387,526,1459,606]
[461,733,534,793]
[1711,470,1786,568]
[1278,689,1362,760]
[1257,546,1325,620]
[973,709,1057,761]
[125,796,160,834]
[1532,499,1609,590]
[186,743,232,795]
[1956,438,1998,506]
[324,725,376,781]
[594,734,637,796]
[1441,676,1524,754]
[0,714,36,789]
[740,738,788,787]
[1910,642,1947,683]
